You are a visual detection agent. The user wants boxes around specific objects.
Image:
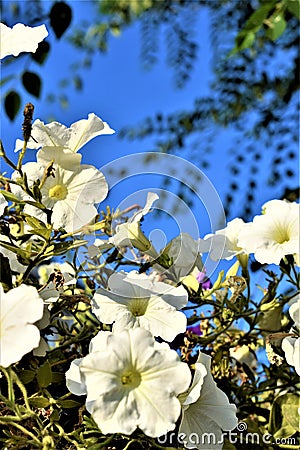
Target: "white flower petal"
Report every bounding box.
[37,147,82,170]
[92,288,129,324]
[112,271,188,309]
[40,164,108,232]
[88,330,113,352]
[238,200,299,265]
[93,272,188,341]
[67,113,115,152]
[179,353,238,449]
[289,299,300,328]
[0,284,44,367]
[67,165,108,203]
[1,324,41,368]
[67,328,191,437]
[65,358,86,395]
[183,362,207,406]
[0,22,48,60]
[201,218,246,261]
[14,114,114,152]
[282,337,300,375]
[132,192,159,223]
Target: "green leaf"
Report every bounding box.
[58,399,82,408]
[29,396,50,408]
[25,217,52,240]
[230,31,255,55]
[25,216,47,229]
[237,31,256,50]
[50,409,60,422]
[19,369,36,384]
[273,424,297,439]
[31,41,50,65]
[0,190,25,204]
[287,0,300,20]
[72,75,82,90]
[22,71,42,98]
[44,239,88,257]
[31,183,42,202]
[0,253,13,291]
[244,1,277,31]
[242,362,256,383]
[31,227,52,241]
[37,360,52,388]
[269,393,300,436]
[26,200,47,210]
[266,14,287,41]
[282,403,300,431]
[51,372,65,383]
[4,90,21,121]
[50,2,72,39]
[0,241,32,260]
[110,23,121,36]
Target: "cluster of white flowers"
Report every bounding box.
[11,116,113,232]
[200,199,299,266]
[1,21,299,450]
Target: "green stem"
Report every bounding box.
[6,421,42,446]
[1,367,15,404]
[0,140,17,171]
[11,369,32,412]
[19,239,50,284]
[17,140,28,171]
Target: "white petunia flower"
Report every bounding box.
[237,200,299,265]
[11,150,108,232]
[156,232,203,282]
[92,271,188,342]
[200,218,247,261]
[66,328,191,437]
[66,330,112,401]
[229,345,256,368]
[0,284,44,367]
[14,113,114,153]
[0,22,48,60]
[179,352,238,450]
[110,192,159,252]
[282,299,300,375]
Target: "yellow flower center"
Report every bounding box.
[121,370,141,388]
[274,225,290,244]
[128,298,148,317]
[48,184,67,201]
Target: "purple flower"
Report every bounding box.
[187,323,202,336]
[196,271,212,290]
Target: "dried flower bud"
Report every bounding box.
[22,103,34,142]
